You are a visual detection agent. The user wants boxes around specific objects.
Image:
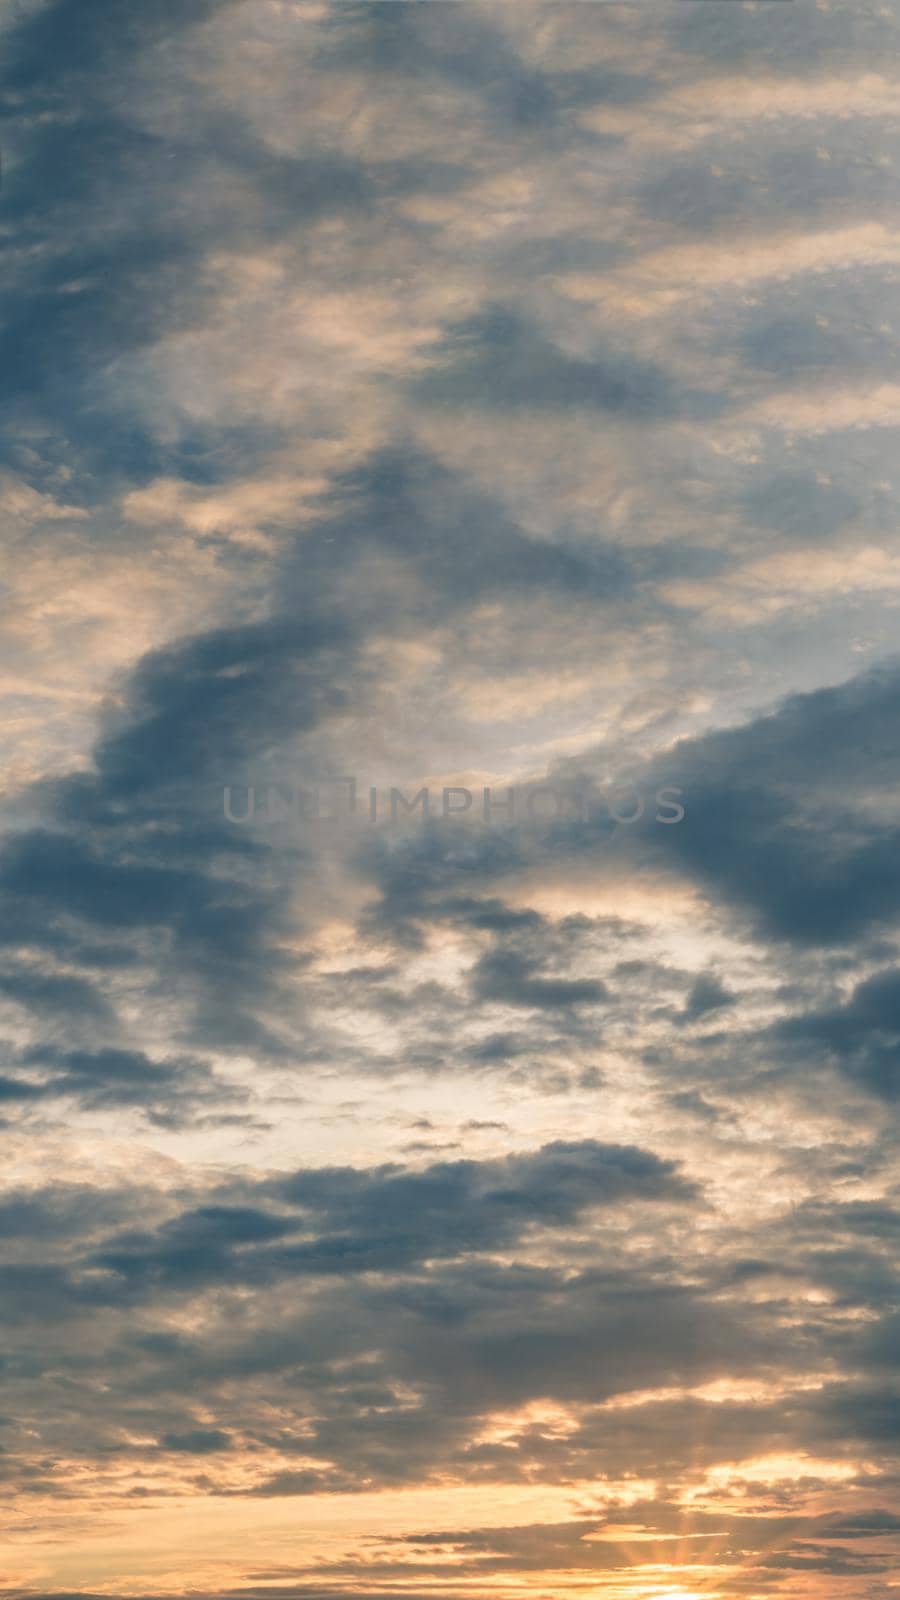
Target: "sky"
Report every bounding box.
[1,1,899,1597]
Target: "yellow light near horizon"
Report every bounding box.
[647,1590,701,1600]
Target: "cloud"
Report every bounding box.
[2,0,900,1591]
[470,947,608,1011]
[414,305,714,419]
[88,1138,695,1292]
[650,661,900,945]
[773,967,900,1099]
[159,1427,233,1454]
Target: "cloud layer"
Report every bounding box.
[1,2,899,1597]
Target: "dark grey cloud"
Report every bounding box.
[773,967,900,1100]
[87,1139,694,1292]
[0,967,114,1023]
[669,0,899,73]
[741,469,862,541]
[317,4,558,129]
[0,599,366,1101]
[650,661,900,946]
[640,127,899,238]
[414,305,719,420]
[14,1044,241,1124]
[159,1427,233,1454]
[681,970,734,1023]
[0,1073,46,1104]
[737,270,900,384]
[470,947,607,1011]
[0,0,377,489]
[282,444,641,620]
